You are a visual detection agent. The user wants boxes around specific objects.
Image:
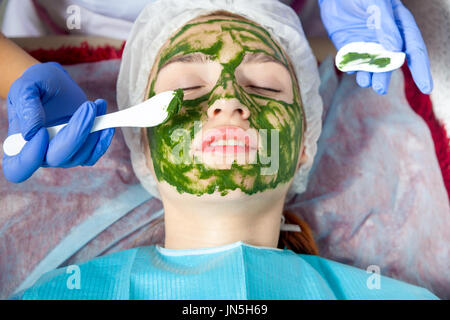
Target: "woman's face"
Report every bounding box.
[144,14,305,200]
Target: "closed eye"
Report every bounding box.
[247,85,281,93]
[180,86,203,91]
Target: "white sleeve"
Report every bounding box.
[2,0,156,39]
[1,0,48,37]
[72,0,157,22]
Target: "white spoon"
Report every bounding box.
[2,90,183,157]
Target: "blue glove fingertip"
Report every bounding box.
[407,53,434,95]
[356,71,372,88]
[82,101,97,123]
[83,127,115,166]
[419,81,433,95]
[372,82,387,95]
[71,101,96,131]
[372,72,392,95]
[94,99,108,116]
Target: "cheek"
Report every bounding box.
[250,98,301,130]
[251,98,303,157]
[148,101,209,152]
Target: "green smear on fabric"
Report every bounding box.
[339,52,391,69]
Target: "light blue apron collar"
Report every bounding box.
[156,240,284,256]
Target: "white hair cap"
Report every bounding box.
[116,0,323,202]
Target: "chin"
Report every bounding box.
[158,179,290,204]
[191,147,259,169]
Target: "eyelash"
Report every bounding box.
[181,86,203,91]
[247,85,281,93]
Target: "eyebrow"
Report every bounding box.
[159,52,286,70]
[160,53,213,70]
[241,52,284,65]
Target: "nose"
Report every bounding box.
[207,98,251,120]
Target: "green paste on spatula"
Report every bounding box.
[161,89,184,124]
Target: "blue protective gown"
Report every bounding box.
[14,241,438,300]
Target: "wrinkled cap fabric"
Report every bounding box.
[116,0,323,202]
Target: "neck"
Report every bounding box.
[161,183,289,250]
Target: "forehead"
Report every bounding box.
[157,15,288,68]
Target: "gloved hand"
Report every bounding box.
[2,62,115,183]
[318,0,433,95]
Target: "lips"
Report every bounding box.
[195,126,258,153]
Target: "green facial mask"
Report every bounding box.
[147,18,303,196]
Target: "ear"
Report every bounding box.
[295,138,307,172]
[296,147,308,171]
[141,128,157,180]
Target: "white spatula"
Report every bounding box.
[3,90,182,157]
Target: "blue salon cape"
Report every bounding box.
[14,241,438,300]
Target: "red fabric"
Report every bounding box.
[401,64,450,197]
[26,42,450,199]
[31,0,69,35]
[28,41,125,65]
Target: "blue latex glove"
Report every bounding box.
[3,62,115,183]
[318,0,433,95]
